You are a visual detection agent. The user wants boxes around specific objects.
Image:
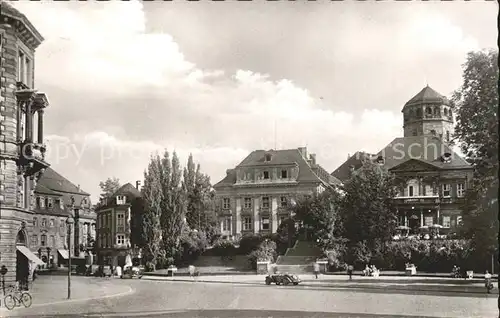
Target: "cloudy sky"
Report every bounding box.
[13,1,497,202]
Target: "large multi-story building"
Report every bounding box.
[0,1,51,285]
[332,86,473,235]
[95,183,141,267]
[214,147,339,239]
[32,167,95,267]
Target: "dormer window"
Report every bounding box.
[281,169,288,178]
[441,152,452,163]
[375,155,384,165]
[116,195,126,205]
[264,154,272,162]
[263,171,270,179]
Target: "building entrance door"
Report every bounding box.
[15,230,29,289]
[408,214,420,234]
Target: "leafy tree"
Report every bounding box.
[452,50,499,259]
[183,154,214,230]
[340,161,398,246]
[140,155,163,270]
[98,177,121,200]
[292,189,343,251]
[159,151,187,259]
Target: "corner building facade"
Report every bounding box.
[332,86,473,236]
[214,147,339,239]
[0,1,51,285]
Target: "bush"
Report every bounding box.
[239,234,265,255]
[211,239,238,257]
[247,240,277,270]
[178,230,209,265]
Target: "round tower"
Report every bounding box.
[402,85,454,142]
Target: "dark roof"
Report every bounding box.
[35,167,90,195]
[331,151,375,182]
[34,183,62,196]
[0,1,44,45]
[376,136,471,170]
[403,85,451,109]
[214,148,328,188]
[110,183,141,199]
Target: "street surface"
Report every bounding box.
[2,276,497,318]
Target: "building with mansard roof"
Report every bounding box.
[332,86,473,235]
[214,147,340,239]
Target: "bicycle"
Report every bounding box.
[3,284,32,310]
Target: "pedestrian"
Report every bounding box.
[188,265,195,279]
[313,262,320,279]
[347,264,353,280]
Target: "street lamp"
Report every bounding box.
[66,215,74,300]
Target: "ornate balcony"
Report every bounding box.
[393,196,440,205]
[17,142,49,175]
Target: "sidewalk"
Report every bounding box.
[141,273,498,294]
[0,275,133,312]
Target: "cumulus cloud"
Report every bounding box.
[11,1,495,201]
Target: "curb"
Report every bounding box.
[141,276,498,295]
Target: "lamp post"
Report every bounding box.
[66,215,74,300]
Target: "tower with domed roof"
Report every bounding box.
[402,85,454,143]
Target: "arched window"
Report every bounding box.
[434,107,440,116]
[443,108,448,116]
[16,230,26,245]
[446,131,450,142]
[406,179,419,197]
[426,107,432,115]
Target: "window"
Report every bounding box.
[280,196,287,207]
[116,235,125,245]
[36,197,40,208]
[50,235,55,247]
[116,195,126,205]
[243,217,252,231]
[243,197,252,209]
[60,221,65,232]
[412,129,418,136]
[456,216,463,227]
[457,183,465,197]
[408,186,414,197]
[41,218,47,227]
[263,171,270,179]
[55,199,60,208]
[442,184,451,197]
[31,235,38,246]
[44,197,48,208]
[281,170,288,178]
[264,154,272,162]
[40,234,47,247]
[117,213,125,232]
[33,217,37,227]
[430,129,436,136]
[424,216,433,227]
[49,219,54,227]
[222,218,231,232]
[262,197,270,208]
[47,198,53,208]
[424,185,434,196]
[442,216,451,228]
[17,51,25,82]
[222,198,230,209]
[261,217,270,230]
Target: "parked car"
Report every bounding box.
[265,274,301,286]
[121,266,143,279]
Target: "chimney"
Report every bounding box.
[298,147,307,159]
[135,180,141,190]
[347,153,350,160]
[77,184,80,191]
[310,154,316,165]
[226,169,233,175]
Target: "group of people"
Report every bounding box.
[363,265,380,277]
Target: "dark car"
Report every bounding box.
[265,274,301,286]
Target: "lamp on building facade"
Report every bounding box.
[66,215,74,299]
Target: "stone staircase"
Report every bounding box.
[274,240,324,274]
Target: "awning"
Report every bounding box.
[16,246,45,266]
[57,249,69,260]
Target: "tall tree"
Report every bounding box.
[140,155,163,269]
[452,50,499,258]
[159,151,186,258]
[340,161,397,245]
[293,189,343,251]
[98,177,121,200]
[183,155,213,231]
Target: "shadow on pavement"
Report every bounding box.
[16,309,441,318]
